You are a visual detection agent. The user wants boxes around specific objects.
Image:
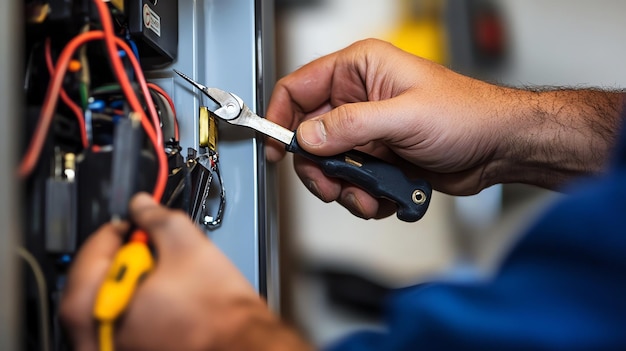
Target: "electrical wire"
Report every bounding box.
[20,5,168,201]
[148,82,179,140]
[19,31,98,178]
[148,90,171,140]
[20,1,166,189]
[17,247,51,351]
[44,37,89,148]
[18,30,168,203]
[94,0,163,148]
[126,34,140,65]
[91,84,124,95]
[79,24,91,109]
[91,82,179,141]
[94,0,167,204]
[24,43,40,93]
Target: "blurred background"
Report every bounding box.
[273,0,626,347]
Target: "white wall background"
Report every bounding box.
[497,0,626,87]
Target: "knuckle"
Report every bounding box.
[330,105,364,143]
[352,38,385,51]
[273,75,290,92]
[146,209,185,233]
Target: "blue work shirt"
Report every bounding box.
[327,121,626,350]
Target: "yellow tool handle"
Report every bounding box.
[94,231,154,321]
[99,321,114,351]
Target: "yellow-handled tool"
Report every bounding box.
[94,231,153,351]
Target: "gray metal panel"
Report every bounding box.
[147,0,277,299]
[0,0,21,348]
[254,0,281,312]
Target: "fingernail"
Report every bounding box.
[109,219,130,233]
[344,193,365,217]
[306,179,324,200]
[300,119,326,146]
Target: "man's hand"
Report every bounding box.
[61,193,312,351]
[266,38,625,219]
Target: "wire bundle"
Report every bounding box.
[19,0,170,203]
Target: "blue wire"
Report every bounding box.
[124,31,140,83]
[128,38,140,64]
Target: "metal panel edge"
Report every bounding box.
[254,0,280,311]
[0,0,21,348]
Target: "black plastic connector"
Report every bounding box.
[109,115,143,220]
[45,178,77,253]
[126,0,179,68]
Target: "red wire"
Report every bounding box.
[147,82,179,140]
[19,31,100,178]
[94,0,163,148]
[94,0,163,244]
[19,29,168,204]
[94,0,167,207]
[44,38,89,148]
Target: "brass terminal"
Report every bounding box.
[199,106,218,152]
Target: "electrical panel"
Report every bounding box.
[19,0,277,350]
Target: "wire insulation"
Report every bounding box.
[94,0,163,147]
[19,30,168,202]
[44,38,88,148]
[19,31,100,178]
[17,247,51,351]
[148,83,179,140]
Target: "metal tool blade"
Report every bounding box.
[174,69,295,145]
[233,106,295,146]
[173,69,208,92]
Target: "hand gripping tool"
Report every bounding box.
[174,69,432,222]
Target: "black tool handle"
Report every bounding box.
[287,138,432,222]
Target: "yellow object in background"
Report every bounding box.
[110,0,124,12]
[386,0,447,64]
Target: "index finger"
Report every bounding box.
[268,52,339,126]
[265,53,339,162]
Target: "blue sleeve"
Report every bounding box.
[325,163,626,350]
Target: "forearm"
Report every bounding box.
[495,87,626,189]
[216,300,314,351]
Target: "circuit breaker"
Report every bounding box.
[18,1,277,350]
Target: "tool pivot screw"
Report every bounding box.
[412,189,427,205]
[225,103,237,113]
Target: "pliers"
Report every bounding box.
[174,69,432,222]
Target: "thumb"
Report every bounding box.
[296,99,397,156]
